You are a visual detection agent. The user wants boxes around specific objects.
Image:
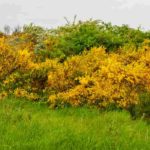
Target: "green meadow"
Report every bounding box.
[0,97,149,150]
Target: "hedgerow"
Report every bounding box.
[0,20,150,118]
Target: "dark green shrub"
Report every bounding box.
[128,92,150,122]
[54,20,101,56]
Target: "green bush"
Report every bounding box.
[128,92,150,122]
[12,20,150,59]
[54,20,101,56]
[44,20,150,57]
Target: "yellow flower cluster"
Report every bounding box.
[48,46,150,108]
[0,35,150,109]
[14,88,39,101]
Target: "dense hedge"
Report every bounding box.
[0,20,150,119]
[5,20,150,59]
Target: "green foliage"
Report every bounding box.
[23,23,45,44]
[130,92,150,121]
[32,20,150,58]
[3,19,150,59]
[54,20,101,56]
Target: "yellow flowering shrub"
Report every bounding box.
[48,46,150,109]
[0,37,18,80]
[0,34,150,110]
[0,36,59,100]
[47,47,106,91]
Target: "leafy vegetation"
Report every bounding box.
[0,19,150,119]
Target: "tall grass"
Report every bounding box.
[0,97,150,150]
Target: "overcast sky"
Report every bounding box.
[0,0,150,30]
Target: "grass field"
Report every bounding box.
[0,97,150,150]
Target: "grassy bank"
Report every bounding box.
[0,97,150,150]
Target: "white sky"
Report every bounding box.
[0,0,150,30]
